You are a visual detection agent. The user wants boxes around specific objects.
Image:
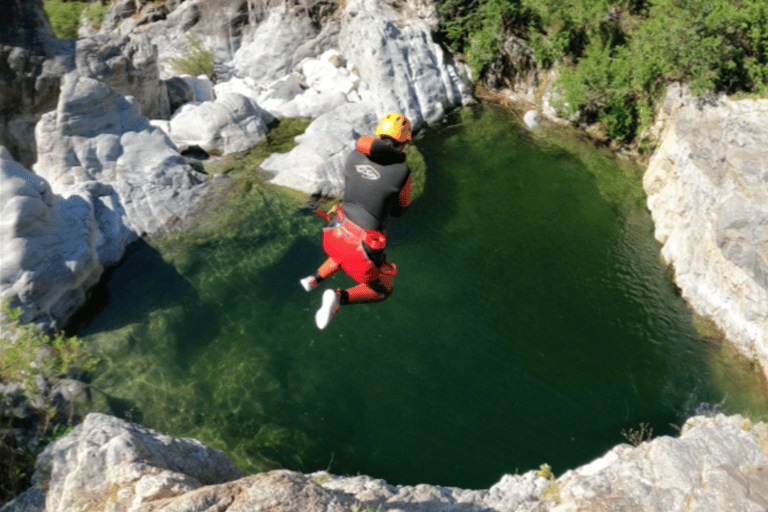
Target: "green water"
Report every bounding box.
[75,104,768,489]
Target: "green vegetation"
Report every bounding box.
[43,0,88,38]
[433,0,768,147]
[621,422,654,446]
[536,463,561,503]
[203,118,312,180]
[83,1,109,29]
[1,301,98,505]
[166,33,216,82]
[1,301,99,389]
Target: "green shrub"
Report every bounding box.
[436,0,768,147]
[83,1,109,29]
[166,33,216,82]
[1,300,99,390]
[43,0,88,39]
[1,300,96,504]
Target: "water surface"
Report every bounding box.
[77,104,768,489]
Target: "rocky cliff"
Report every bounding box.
[0,0,471,330]
[643,84,768,374]
[3,412,768,512]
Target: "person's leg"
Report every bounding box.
[340,272,394,304]
[300,257,341,292]
[315,266,395,329]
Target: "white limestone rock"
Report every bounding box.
[643,86,768,370]
[231,3,317,82]
[213,76,265,105]
[339,0,473,129]
[5,413,242,512]
[524,110,542,129]
[177,73,214,102]
[74,34,170,120]
[261,102,379,196]
[300,55,359,96]
[261,0,472,195]
[550,414,768,512]
[165,92,274,154]
[33,73,210,240]
[0,147,102,330]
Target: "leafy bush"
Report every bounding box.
[1,300,97,505]
[166,33,216,82]
[435,0,768,146]
[1,301,99,390]
[43,0,88,39]
[83,1,109,29]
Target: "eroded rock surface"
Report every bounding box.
[643,84,768,368]
[5,413,768,512]
[0,146,101,329]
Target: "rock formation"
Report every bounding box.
[4,413,768,512]
[261,0,474,195]
[1,73,213,329]
[155,92,274,155]
[644,84,768,372]
[0,145,102,329]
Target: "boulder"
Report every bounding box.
[300,51,359,96]
[339,0,473,129]
[177,73,214,101]
[230,2,318,82]
[33,73,210,240]
[74,34,170,120]
[551,414,768,512]
[0,413,242,512]
[212,76,265,105]
[524,110,542,129]
[261,102,378,196]
[0,45,74,168]
[0,146,102,330]
[261,0,473,195]
[164,92,274,155]
[6,412,768,512]
[163,76,196,115]
[643,84,768,370]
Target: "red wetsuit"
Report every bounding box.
[320,136,411,303]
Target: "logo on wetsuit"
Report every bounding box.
[355,164,381,180]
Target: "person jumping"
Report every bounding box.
[300,112,413,329]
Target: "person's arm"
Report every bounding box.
[390,173,411,217]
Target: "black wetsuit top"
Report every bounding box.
[342,138,411,232]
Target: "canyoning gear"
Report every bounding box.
[322,207,388,284]
[375,113,412,145]
[303,117,411,327]
[343,138,411,231]
[316,288,341,329]
[300,275,319,292]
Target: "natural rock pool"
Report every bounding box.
[74,104,768,489]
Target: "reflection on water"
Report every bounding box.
[77,104,768,489]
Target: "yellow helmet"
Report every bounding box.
[375,113,412,145]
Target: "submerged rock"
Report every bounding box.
[644,84,768,371]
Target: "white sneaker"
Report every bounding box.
[300,275,318,292]
[315,289,340,330]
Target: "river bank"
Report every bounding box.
[3,0,768,509]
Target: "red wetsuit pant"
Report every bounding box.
[317,210,395,304]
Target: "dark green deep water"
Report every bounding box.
[76,104,768,489]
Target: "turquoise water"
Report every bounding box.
[75,104,767,489]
